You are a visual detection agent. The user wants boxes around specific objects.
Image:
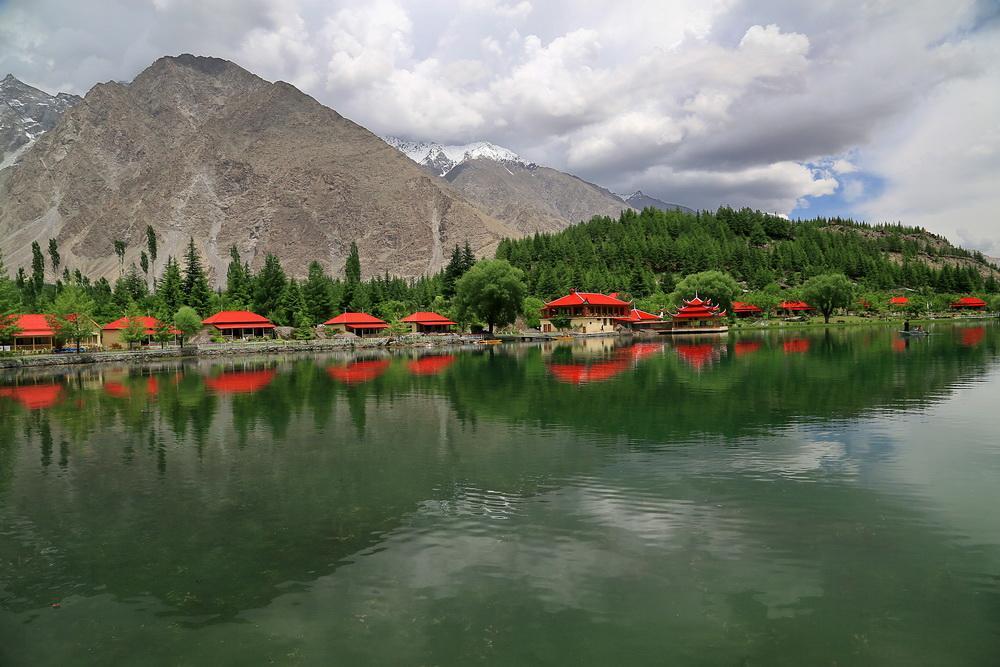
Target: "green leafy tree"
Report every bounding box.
[253,253,287,317]
[801,273,854,324]
[173,306,202,348]
[31,240,45,293]
[152,318,176,349]
[522,296,545,329]
[48,282,96,352]
[182,238,213,316]
[145,225,158,281]
[454,259,526,334]
[114,239,127,275]
[47,239,60,274]
[672,270,740,313]
[140,251,149,283]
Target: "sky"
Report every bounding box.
[1,0,998,254]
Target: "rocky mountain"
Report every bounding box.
[622,191,695,214]
[385,136,633,234]
[0,74,81,169]
[0,55,517,284]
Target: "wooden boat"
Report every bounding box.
[898,330,931,337]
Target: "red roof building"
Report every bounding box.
[101,316,179,348]
[400,311,456,334]
[324,312,389,337]
[669,296,728,333]
[540,291,630,334]
[2,314,100,351]
[613,307,663,330]
[778,301,814,314]
[202,311,275,338]
[950,296,987,310]
[890,296,909,306]
[732,301,764,317]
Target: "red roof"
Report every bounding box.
[400,311,457,326]
[890,296,909,305]
[613,307,662,323]
[0,383,63,409]
[102,316,179,335]
[407,355,456,375]
[324,312,389,328]
[779,301,813,311]
[732,301,763,313]
[9,314,55,337]
[951,297,987,308]
[544,291,630,308]
[326,359,391,384]
[671,296,725,320]
[202,311,275,329]
[205,369,277,394]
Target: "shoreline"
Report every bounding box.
[1,316,995,370]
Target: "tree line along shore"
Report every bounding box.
[2,206,998,354]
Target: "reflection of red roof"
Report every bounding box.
[205,369,277,394]
[102,316,179,335]
[783,338,810,354]
[324,312,389,329]
[548,358,629,384]
[545,291,630,308]
[890,296,909,305]
[951,297,987,309]
[103,382,130,398]
[400,312,456,326]
[407,355,456,375]
[779,301,813,311]
[9,314,55,337]
[326,359,391,384]
[614,308,662,323]
[0,383,63,409]
[671,296,725,320]
[626,342,665,360]
[891,338,907,353]
[147,377,159,395]
[675,343,721,370]
[732,301,763,314]
[202,311,275,329]
[733,340,762,357]
[959,327,985,347]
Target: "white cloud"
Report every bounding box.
[0,0,997,250]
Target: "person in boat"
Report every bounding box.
[903,319,910,332]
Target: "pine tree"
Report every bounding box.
[303,261,333,322]
[155,256,185,319]
[442,245,464,298]
[253,253,287,318]
[182,237,212,316]
[31,241,45,292]
[145,225,158,281]
[225,246,251,306]
[341,242,362,310]
[47,239,60,274]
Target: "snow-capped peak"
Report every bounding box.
[383,135,525,176]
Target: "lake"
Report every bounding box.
[1,323,998,665]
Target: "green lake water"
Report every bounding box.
[1,323,999,665]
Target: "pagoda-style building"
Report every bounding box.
[539,291,631,334]
[666,296,728,335]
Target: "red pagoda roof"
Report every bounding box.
[889,296,909,305]
[102,316,179,335]
[671,296,725,320]
[205,369,277,394]
[732,301,763,314]
[407,355,456,375]
[324,312,389,328]
[401,311,457,325]
[326,359,391,384]
[951,297,987,308]
[0,383,63,409]
[614,308,662,323]
[202,311,275,329]
[779,301,813,311]
[545,291,630,308]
